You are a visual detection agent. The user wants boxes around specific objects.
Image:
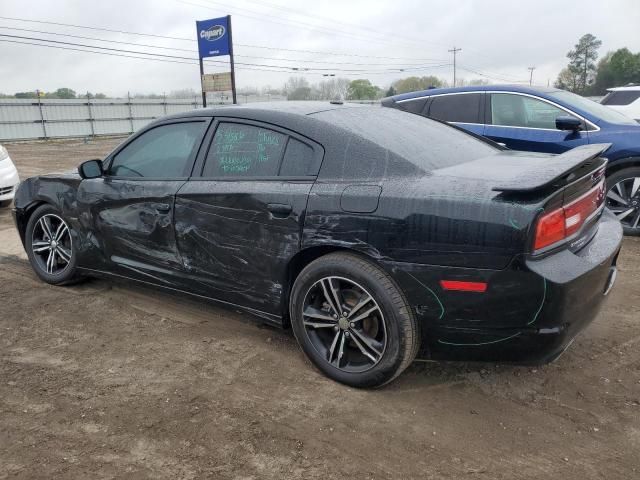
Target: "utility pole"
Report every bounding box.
[528,66,536,86]
[448,47,462,87]
[582,45,589,93]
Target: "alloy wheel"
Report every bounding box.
[31,214,73,275]
[302,276,387,373]
[606,177,640,230]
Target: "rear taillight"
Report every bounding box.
[534,179,605,251]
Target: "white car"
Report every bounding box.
[0,144,19,207]
[601,85,640,122]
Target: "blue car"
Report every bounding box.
[382,85,640,235]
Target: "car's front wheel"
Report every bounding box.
[25,204,80,285]
[290,252,419,388]
[606,167,640,236]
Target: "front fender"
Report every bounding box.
[13,175,82,245]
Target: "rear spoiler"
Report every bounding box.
[492,143,611,193]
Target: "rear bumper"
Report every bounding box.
[385,209,623,363]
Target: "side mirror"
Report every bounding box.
[555,115,582,131]
[78,159,104,179]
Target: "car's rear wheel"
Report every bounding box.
[25,204,80,285]
[290,252,419,388]
[606,167,640,236]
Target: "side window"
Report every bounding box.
[490,93,577,129]
[109,122,206,178]
[601,90,640,106]
[279,138,318,176]
[203,123,286,177]
[428,93,481,123]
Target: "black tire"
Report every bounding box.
[25,204,80,285]
[290,252,419,388]
[0,199,11,208]
[606,167,640,236]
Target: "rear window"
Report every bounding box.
[397,98,428,114]
[601,90,640,106]
[313,106,497,171]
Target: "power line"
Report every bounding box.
[0,16,448,62]
[460,63,529,82]
[0,33,436,73]
[0,25,447,68]
[0,38,316,73]
[180,0,423,49]
[457,65,528,83]
[0,36,451,76]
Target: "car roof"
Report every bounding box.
[160,101,366,121]
[387,84,561,102]
[607,85,640,91]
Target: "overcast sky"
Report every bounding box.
[0,0,639,97]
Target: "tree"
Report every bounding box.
[169,88,197,98]
[52,87,77,99]
[592,48,640,94]
[392,76,446,94]
[385,85,397,97]
[284,77,313,100]
[346,79,379,100]
[557,34,602,93]
[14,91,38,99]
[317,77,350,100]
[555,67,581,92]
[466,78,489,86]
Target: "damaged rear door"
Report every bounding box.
[174,118,323,318]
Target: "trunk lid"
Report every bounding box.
[434,143,610,194]
[434,144,611,255]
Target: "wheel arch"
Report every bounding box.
[606,156,640,175]
[281,245,384,327]
[15,200,49,246]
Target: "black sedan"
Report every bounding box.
[12,102,623,387]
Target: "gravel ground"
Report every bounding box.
[0,138,639,479]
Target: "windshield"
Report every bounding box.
[549,90,638,125]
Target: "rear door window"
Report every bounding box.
[203,123,286,177]
[428,93,482,123]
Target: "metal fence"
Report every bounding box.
[0,95,375,141]
[0,96,207,141]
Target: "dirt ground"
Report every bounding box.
[0,138,639,479]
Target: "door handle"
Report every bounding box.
[152,203,171,213]
[267,203,292,217]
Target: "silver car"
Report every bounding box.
[0,144,19,207]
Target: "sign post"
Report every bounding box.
[196,15,236,107]
[227,15,237,105]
